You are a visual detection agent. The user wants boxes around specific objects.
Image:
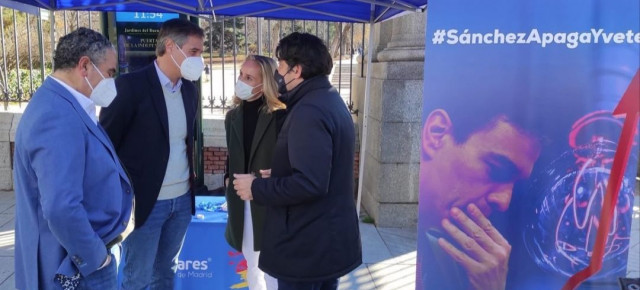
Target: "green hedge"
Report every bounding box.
[1,68,49,101]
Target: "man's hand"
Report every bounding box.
[233,174,256,201]
[259,169,271,178]
[437,203,511,290]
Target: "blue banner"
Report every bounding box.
[417,1,639,289]
[117,197,248,289]
[176,196,248,289]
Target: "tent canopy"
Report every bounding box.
[2,0,427,23]
[0,0,428,217]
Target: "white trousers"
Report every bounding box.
[242,201,278,290]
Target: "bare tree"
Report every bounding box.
[269,21,281,56]
[0,9,101,97]
[328,23,353,58]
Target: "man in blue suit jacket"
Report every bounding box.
[13,28,133,290]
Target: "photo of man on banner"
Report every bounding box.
[417,1,639,289]
[418,60,543,290]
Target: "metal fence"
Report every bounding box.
[0,7,102,110]
[200,17,367,116]
[0,5,368,116]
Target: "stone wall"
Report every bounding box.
[0,112,361,197]
[353,12,426,227]
[0,113,17,190]
[0,111,229,191]
[201,117,227,190]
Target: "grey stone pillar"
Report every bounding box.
[353,12,426,227]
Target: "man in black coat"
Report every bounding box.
[233,32,362,290]
[99,19,203,289]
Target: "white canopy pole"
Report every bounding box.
[49,9,54,66]
[356,4,375,218]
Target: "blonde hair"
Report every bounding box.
[233,55,286,113]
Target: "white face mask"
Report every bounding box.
[235,80,263,101]
[85,62,117,107]
[171,45,204,81]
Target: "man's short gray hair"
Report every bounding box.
[53,28,113,71]
[156,19,204,57]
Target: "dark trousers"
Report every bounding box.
[277,278,339,290]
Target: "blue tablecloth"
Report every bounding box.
[117,196,247,289]
[174,196,247,289]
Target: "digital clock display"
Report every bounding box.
[115,12,179,23]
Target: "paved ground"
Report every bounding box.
[0,191,15,289]
[0,190,417,290]
[0,189,638,289]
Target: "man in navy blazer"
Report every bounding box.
[99,19,203,289]
[13,28,133,290]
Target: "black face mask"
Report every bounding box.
[274,70,288,95]
[274,68,296,95]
